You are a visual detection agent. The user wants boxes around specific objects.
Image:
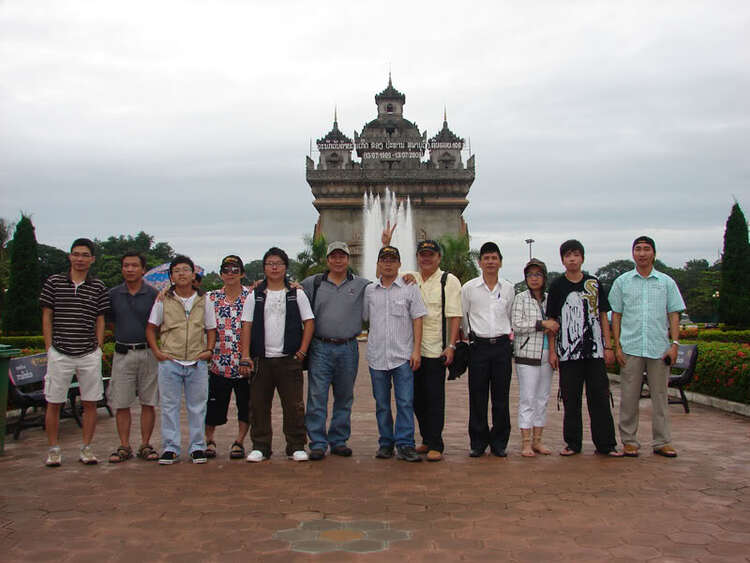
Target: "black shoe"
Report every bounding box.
[191,450,208,464]
[469,448,485,458]
[309,449,326,461]
[490,448,508,458]
[331,445,353,457]
[375,446,394,459]
[159,451,178,465]
[396,446,422,462]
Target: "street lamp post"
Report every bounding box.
[524,238,535,261]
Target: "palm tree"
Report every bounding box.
[439,234,479,284]
[293,234,328,281]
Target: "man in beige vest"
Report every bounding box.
[146,255,217,464]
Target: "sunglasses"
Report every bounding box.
[221,266,242,274]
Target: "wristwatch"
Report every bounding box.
[448,344,456,350]
[671,340,680,346]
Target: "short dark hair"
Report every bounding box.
[70,238,95,256]
[169,255,195,274]
[560,239,585,259]
[479,242,502,259]
[263,247,289,268]
[120,251,146,268]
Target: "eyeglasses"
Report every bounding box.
[264,261,286,268]
[526,272,544,279]
[221,266,242,274]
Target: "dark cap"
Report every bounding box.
[523,258,548,278]
[632,236,656,252]
[221,255,243,269]
[378,246,401,260]
[416,240,441,254]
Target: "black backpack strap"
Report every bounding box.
[311,273,324,311]
[441,271,449,350]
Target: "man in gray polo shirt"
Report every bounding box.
[106,251,159,463]
[302,241,371,461]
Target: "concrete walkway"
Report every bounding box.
[1,342,749,561]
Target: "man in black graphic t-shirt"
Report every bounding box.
[546,240,622,457]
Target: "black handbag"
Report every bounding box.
[447,341,469,380]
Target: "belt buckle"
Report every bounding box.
[489,337,497,345]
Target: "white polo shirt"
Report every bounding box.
[461,275,514,338]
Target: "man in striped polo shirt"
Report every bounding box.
[40,238,110,467]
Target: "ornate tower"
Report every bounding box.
[306,76,475,273]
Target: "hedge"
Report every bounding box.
[686,342,750,404]
[694,329,750,344]
[0,335,45,349]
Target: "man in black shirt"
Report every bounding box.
[546,240,622,457]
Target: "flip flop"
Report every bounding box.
[559,447,579,456]
[206,440,217,458]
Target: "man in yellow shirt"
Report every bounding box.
[408,240,462,461]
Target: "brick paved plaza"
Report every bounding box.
[1,342,749,562]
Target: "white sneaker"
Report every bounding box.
[46,446,62,467]
[79,444,98,465]
[289,450,309,462]
[246,449,266,463]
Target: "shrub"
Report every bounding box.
[687,342,750,404]
[0,336,45,349]
[695,329,750,344]
[679,326,698,339]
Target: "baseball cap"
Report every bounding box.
[417,240,441,254]
[327,241,350,256]
[378,246,401,260]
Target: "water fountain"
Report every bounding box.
[362,187,416,281]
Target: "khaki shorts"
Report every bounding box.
[107,348,159,409]
[44,346,104,403]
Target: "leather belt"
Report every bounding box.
[314,336,357,345]
[471,335,510,345]
[116,342,148,350]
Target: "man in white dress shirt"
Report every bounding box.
[461,242,515,457]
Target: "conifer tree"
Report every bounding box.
[3,215,42,334]
[719,202,750,328]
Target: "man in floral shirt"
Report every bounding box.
[205,255,251,459]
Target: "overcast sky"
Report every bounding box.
[1,1,748,283]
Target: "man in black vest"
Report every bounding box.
[239,247,314,462]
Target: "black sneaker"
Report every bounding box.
[191,450,208,464]
[331,445,352,457]
[159,451,178,465]
[396,446,422,462]
[490,448,508,458]
[469,448,485,458]
[375,446,394,459]
[309,449,326,461]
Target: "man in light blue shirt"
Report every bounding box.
[363,246,427,462]
[609,236,685,458]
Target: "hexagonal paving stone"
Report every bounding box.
[319,528,365,543]
[340,539,386,553]
[366,528,410,542]
[291,540,340,554]
[343,520,386,531]
[299,519,342,531]
[273,528,319,542]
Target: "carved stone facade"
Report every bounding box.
[306,76,475,272]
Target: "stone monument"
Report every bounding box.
[306,75,475,273]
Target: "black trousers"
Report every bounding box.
[558,358,617,453]
[413,357,446,452]
[467,339,512,453]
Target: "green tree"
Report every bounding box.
[90,231,176,287]
[3,215,42,334]
[244,259,264,282]
[0,218,15,315]
[38,243,69,282]
[685,269,721,322]
[439,234,479,284]
[719,202,750,328]
[293,234,328,281]
[200,271,223,291]
[595,259,635,291]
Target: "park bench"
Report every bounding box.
[7,352,113,439]
[641,344,698,414]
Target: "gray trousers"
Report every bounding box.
[618,354,672,448]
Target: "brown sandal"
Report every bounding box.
[137,444,159,461]
[109,445,133,464]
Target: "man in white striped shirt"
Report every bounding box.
[363,246,427,462]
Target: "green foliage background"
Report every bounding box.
[3,215,41,334]
[719,203,750,328]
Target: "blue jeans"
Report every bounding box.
[369,361,415,448]
[158,360,208,455]
[305,339,359,452]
